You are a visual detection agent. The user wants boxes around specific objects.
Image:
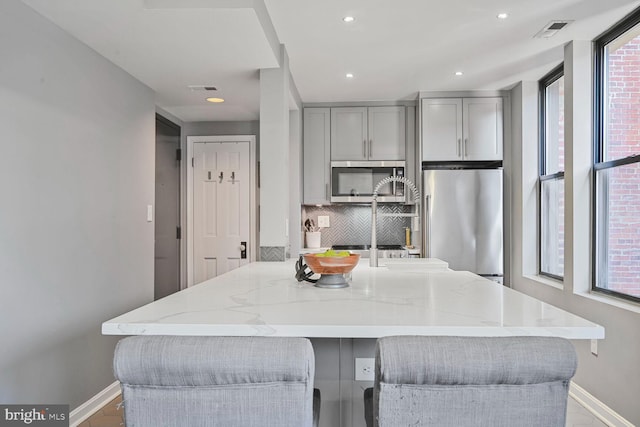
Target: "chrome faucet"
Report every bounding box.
[370,176,420,267]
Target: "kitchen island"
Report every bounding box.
[103,259,603,339]
[103,259,604,427]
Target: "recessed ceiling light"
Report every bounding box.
[206,97,225,103]
[497,12,509,19]
[343,16,355,23]
[455,71,463,76]
[346,73,354,78]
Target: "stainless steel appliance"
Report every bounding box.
[330,161,405,203]
[422,163,503,279]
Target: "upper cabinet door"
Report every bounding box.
[462,97,503,160]
[368,106,406,160]
[421,98,463,161]
[303,108,331,205]
[331,107,368,160]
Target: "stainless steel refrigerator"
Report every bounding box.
[422,164,503,279]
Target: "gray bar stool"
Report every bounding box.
[114,336,320,427]
[364,335,577,427]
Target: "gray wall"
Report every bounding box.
[0,1,155,408]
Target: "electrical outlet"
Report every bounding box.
[355,358,375,381]
[317,215,330,228]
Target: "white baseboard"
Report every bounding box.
[69,381,121,427]
[569,382,634,427]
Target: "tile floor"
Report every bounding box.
[78,393,609,427]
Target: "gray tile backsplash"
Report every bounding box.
[302,204,413,248]
[260,246,286,262]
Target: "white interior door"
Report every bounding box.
[193,141,250,284]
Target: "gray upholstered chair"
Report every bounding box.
[114,336,319,427]
[364,336,577,427]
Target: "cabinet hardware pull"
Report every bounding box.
[464,138,468,158]
[457,138,461,157]
[363,140,367,157]
[325,183,329,200]
[369,139,373,158]
[219,172,224,183]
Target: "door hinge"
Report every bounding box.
[176,148,182,161]
[191,157,194,167]
[176,226,182,240]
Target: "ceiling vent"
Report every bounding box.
[534,20,573,39]
[188,85,218,91]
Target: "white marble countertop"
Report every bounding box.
[102,259,604,339]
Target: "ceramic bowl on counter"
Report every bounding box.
[303,253,360,288]
[303,253,360,275]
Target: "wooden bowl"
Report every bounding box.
[303,253,360,275]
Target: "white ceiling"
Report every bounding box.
[20,0,279,122]
[21,0,640,122]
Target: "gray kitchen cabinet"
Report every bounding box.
[331,106,406,161]
[330,107,368,160]
[421,97,503,161]
[462,98,503,160]
[303,108,331,204]
[421,98,462,161]
[368,106,406,160]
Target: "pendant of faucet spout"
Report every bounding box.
[372,175,420,203]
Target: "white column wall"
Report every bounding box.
[511,81,540,281]
[259,46,290,257]
[564,41,593,294]
[289,108,303,257]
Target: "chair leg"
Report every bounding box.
[363,387,373,427]
[313,388,321,427]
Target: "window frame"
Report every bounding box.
[593,9,640,303]
[538,64,565,282]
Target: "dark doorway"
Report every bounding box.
[155,114,181,300]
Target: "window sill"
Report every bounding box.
[518,275,640,313]
[522,274,564,291]
[574,290,640,314]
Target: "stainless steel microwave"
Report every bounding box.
[330,161,406,203]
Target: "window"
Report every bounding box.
[539,65,565,280]
[594,10,640,302]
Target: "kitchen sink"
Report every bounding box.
[331,244,408,259]
[381,258,449,271]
